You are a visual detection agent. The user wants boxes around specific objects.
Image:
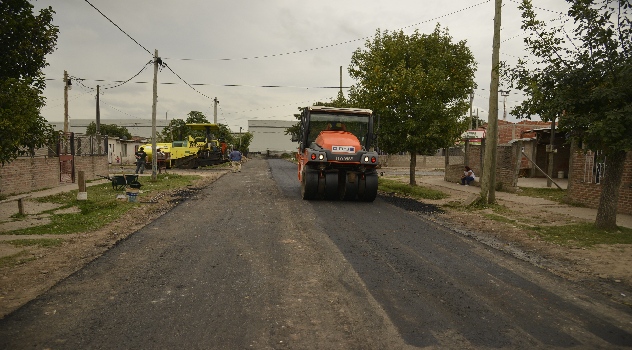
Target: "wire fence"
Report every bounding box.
[17,132,108,159]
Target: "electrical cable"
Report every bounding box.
[84,0,152,56]
[164,0,492,62]
[99,98,141,119]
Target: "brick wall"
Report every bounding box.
[497,120,552,144]
[379,155,445,169]
[567,149,632,215]
[0,155,108,196]
[444,143,520,192]
[75,155,109,179]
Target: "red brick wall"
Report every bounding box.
[568,150,632,215]
[444,143,519,192]
[497,120,552,144]
[75,155,109,179]
[0,158,59,196]
[0,156,108,196]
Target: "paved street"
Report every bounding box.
[1,159,631,349]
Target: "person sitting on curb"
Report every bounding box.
[461,166,475,186]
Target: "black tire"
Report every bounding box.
[324,172,339,200]
[339,171,359,201]
[358,172,378,202]
[301,169,318,200]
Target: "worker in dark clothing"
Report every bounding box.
[135,147,147,174]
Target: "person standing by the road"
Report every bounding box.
[229,149,242,173]
[135,147,147,174]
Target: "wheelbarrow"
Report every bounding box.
[98,174,142,191]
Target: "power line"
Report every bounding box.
[84,0,152,56]
[55,76,351,90]
[68,60,153,91]
[506,0,565,15]
[163,0,492,62]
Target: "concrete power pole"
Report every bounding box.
[340,66,343,95]
[96,85,100,134]
[63,70,69,134]
[480,0,502,205]
[213,97,219,124]
[500,90,510,120]
[547,116,557,187]
[151,49,159,180]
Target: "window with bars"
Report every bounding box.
[583,150,606,184]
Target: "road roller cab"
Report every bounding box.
[295,106,379,201]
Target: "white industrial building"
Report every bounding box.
[248,120,297,155]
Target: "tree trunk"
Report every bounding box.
[595,150,627,230]
[409,152,417,186]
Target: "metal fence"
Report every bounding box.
[446,146,465,165]
[583,150,606,184]
[19,132,107,158]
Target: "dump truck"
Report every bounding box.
[139,123,228,169]
[295,106,379,201]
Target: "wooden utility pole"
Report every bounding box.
[213,97,219,124]
[151,49,159,180]
[480,0,502,204]
[64,70,69,134]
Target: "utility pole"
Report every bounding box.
[340,66,343,95]
[500,90,510,120]
[96,84,102,154]
[63,70,69,134]
[469,90,475,130]
[547,116,557,187]
[239,126,242,149]
[213,97,219,124]
[96,85,100,134]
[480,0,502,205]
[151,49,159,180]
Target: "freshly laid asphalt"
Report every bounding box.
[3,164,632,229]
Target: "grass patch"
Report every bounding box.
[483,213,518,225]
[516,187,567,203]
[0,251,37,268]
[4,173,199,236]
[532,223,632,247]
[378,177,449,200]
[7,238,64,247]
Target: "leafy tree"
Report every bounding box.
[215,123,234,144]
[348,25,477,185]
[159,118,187,142]
[85,122,132,139]
[0,0,58,164]
[235,132,253,154]
[186,111,208,124]
[509,0,631,229]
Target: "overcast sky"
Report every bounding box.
[31,0,572,134]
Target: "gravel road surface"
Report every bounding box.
[1,159,631,349]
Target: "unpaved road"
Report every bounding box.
[1,159,631,349]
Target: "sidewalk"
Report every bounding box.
[414,175,632,230]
